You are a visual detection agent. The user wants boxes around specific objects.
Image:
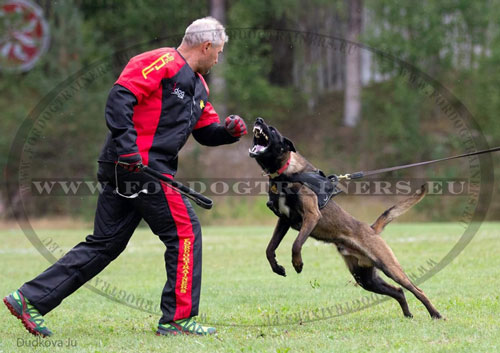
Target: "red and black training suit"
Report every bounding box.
[20,48,239,324]
[99,47,237,173]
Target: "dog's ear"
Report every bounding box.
[283,137,296,152]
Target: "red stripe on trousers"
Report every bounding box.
[161,178,195,321]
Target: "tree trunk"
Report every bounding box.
[209,0,227,118]
[269,15,294,86]
[343,0,363,127]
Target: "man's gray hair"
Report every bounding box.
[182,17,229,46]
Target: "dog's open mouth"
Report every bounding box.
[249,125,269,157]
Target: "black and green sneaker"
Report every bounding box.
[156,317,216,336]
[3,290,53,337]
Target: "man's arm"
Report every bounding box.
[105,84,140,160]
[192,123,239,146]
[192,101,247,146]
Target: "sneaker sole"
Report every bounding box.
[156,324,216,336]
[156,324,186,336]
[156,330,181,336]
[3,296,50,338]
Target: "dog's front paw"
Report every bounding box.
[292,259,303,273]
[272,264,287,277]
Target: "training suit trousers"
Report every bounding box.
[20,163,202,324]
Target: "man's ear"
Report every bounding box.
[202,41,212,53]
[283,137,296,152]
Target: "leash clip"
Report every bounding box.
[114,163,148,199]
[337,174,351,181]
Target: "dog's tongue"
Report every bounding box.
[250,145,266,154]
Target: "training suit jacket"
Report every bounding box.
[98,47,238,175]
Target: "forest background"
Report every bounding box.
[2,0,500,225]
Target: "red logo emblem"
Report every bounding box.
[0,0,50,72]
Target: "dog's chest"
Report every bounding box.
[277,194,290,217]
[267,186,302,228]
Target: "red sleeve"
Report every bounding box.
[115,48,184,103]
[194,101,221,129]
[194,73,220,129]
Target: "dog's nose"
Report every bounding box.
[255,117,264,124]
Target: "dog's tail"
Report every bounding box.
[371,184,427,234]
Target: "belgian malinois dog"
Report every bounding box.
[249,117,442,319]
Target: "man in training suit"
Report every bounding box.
[4,16,247,337]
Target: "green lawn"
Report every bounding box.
[0,222,499,353]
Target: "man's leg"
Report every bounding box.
[18,182,141,315]
[137,180,209,335]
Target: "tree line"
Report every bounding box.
[1,0,499,221]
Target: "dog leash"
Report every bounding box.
[337,146,500,180]
[106,161,213,209]
[141,166,213,209]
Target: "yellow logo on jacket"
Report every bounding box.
[199,100,205,109]
[142,53,174,79]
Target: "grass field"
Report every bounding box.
[0,222,499,352]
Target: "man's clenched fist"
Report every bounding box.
[224,115,247,138]
[117,153,143,172]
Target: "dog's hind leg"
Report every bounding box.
[364,237,442,319]
[344,257,413,318]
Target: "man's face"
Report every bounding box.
[199,42,224,75]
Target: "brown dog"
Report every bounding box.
[249,118,442,319]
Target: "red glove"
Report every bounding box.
[225,115,247,138]
[117,153,143,172]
